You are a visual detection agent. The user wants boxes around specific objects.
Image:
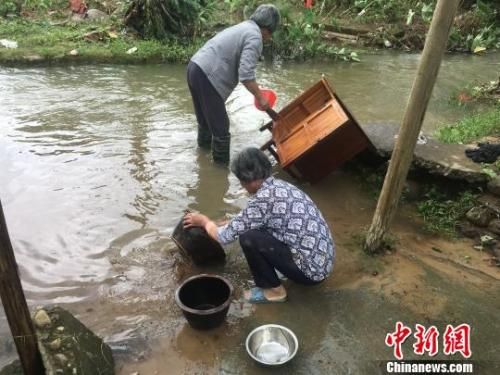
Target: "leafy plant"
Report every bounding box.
[435,107,500,144]
[193,0,217,36]
[0,18,203,63]
[481,166,497,179]
[417,188,478,236]
[353,0,426,23]
[0,0,20,17]
[223,0,258,14]
[420,2,434,22]
[453,78,500,106]
[272,8,359,61]
[448,1,500,52]
[124,0,215,38]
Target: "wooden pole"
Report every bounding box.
[364,0,460,253]
[0,200,44,374]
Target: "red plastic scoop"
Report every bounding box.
[254,89,277,111]
[254,89,280,121]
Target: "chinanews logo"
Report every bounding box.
[385,322,471,360]
[383,322,474,374]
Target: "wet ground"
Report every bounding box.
[113,172,500,374]
[0,52,499,373]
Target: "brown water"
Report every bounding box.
[0,52,499,373]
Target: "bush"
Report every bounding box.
[124,0,216,39]
[417,188,477,236]
[272,7,359,61]
[0,0,21,17]
[449,1,500,52]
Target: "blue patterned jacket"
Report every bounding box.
[217,177,335,281]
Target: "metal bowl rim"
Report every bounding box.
[175,273,233,315]
[245,324,299,366]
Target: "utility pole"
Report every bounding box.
[0,200,44,374]
[364,0,460,253]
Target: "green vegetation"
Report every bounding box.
[351,164,386,200]
[0,1,498,64]
[435,107,500,144]
[453,77,500,105]
[350,164,483,237]
[124,0,216,39]
[0,0,68,17]
[273,6,359,61]
[0,19,203,64]
[416,188,478,236]
[337,0,435,23]
[448,0,500,52]
[328,0,499,52]
[0,1,18,17]
[435,77,499,147]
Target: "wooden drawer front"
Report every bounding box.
[282,106,308,128]
[302,85,331,114]
[305,101,349,142]
[278,125,310,166]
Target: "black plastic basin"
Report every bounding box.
[175,274,233,330]
[171,216,226,265]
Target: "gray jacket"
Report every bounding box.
[191,20,263,101]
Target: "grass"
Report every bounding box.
[416,188,478,237]
[435,107,500,144]
[350,163,481,238]
[0,18,204,64]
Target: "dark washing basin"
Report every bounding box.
[175,274,233,330]
[171,215,226,265]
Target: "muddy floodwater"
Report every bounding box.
[1,52,499,374]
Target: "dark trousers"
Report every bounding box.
[187,61,230,164]
[239,229,320,289]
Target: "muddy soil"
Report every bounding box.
[112,172,500,374]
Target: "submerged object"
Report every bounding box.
[171,213,226,265]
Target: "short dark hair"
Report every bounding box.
[249,4,281,33]
[231,147,272,183]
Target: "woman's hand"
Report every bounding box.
[257,95,270,111]
[183,212,209,229]
[183,212,220,243]
[215,219,229,226]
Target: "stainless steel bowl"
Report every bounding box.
[245,324,299,366]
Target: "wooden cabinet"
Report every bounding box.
[261,78,374,183]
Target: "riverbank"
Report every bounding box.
[1,1,498,66]
[0,18,203,65]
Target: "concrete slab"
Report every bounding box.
[361,123,489,184]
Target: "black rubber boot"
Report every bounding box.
[197,127,212,149]
[212,135,231,165]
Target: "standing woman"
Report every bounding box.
[187,4,281,164]
[184,148,335,303]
